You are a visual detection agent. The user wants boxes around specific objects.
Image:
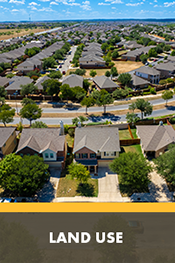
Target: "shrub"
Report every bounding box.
[68,128,75,137]
[143,92,151,95]
[64,124,69,134]
[128,94,132,97]
[159,79,167,85]
[169,117,175,124]
[150,88,156,94]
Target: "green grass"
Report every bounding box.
[130,128,138,139]
[66,134,74,148]
[57,174,98,197]
[119,129,131,140]
[121,144,143,155]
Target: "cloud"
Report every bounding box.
[9,0,25,3]
[11,8,19,10]
[50,1,58,3]
[29,1,40,5]
[38,6,54,10]
[164,1,175,6]
[0,0,7,2]
[30,5,37,9]
[112,6,116,8]
[98,2,110,4]
[154,4,158,6]
[105,0,123,3]
[126,1,143,5]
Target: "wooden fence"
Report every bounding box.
[120,139,140,146]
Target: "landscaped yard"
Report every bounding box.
[57,174,98,197]
[66,134,74,148]
[131,128,138,139]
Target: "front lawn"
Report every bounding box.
[130,128,138,139]
[57,174,98,197]
[122,145,143,155]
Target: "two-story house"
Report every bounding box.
[73,125,120,174]
[16,127,67,169]
[135,66,160,84]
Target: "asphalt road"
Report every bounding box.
[60,45,77,76]
[7,106,175,126]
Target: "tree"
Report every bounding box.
[110,66,118,77]
[90,70,97,78]
[43,57,56,69]
[0,86,6,105]
[72,116,88,126]
[60,84,73,103]
[21,98,35,106]
[126,112,140,125]
[163,45,171,52]
[83,79,90,91]
[118,73,132,86]
[68,162,91,184]
[31,121,47,128]
[19,102,42,126]
[20,83,38,96]
[81,96,95,114]
[0,154,49,196]
[48,70,62,79]
[0,104,15,126]
[69,68,86,76]
[105,70,110,77]
[140,54,148,64]
[42,79,61,99]
[129,99,153,119]
[154,145,175,189]
[112,89,128,99]
[112,50,119,59]
[101,43,108,52]
[72,86,86,101]
[148,48,157,58]
[92,89,114,114]
[110,152,152,193]
[162,90,173,106]
[171,50,175,56]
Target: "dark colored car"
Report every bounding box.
[62,71,66,75]
[59,65,62,68]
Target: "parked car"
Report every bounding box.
[62,71,66,75]
[153,59,157,62]
[145,62,149,66]
[59,65,62,68]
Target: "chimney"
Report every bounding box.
[78,121,81,128]
[60,120,64,135]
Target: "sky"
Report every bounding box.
[0,0,175,21]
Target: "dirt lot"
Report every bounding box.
[113,61,144,74]
[0,27,51,41]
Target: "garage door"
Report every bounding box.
[98,161,111,168]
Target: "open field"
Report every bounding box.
[0,27,52,41]
[113,61,144,74]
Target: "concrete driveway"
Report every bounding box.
[98,167,123,202]
[37,168,61,202]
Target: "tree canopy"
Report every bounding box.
[92,89,114,114]
[129,99,153,119]
[0,104,15,126]
[68,162,91,184]
[19,101,42,126]
[110,152,152,194]
[90,70,97,78]
[20,83,38,96]
[42,79,61,98]
[31,121,48,128]
[48,70,62,79]
[0,154,49,196]
[162,90,173,106]
[118,73,132,86]
[81,96,95,114]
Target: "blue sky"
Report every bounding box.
[0,0,174,21]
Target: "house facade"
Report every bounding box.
[16,128,67,168]
[73,126,120,174]
[135,66,160,84]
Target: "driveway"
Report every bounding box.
[37,168,61,202]
[98,167,123,202]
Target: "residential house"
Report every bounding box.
[73,125,120,174]
[16,127,67,168]
[0,127,17,158]
[93,75,119,92]
[122,46,156,61]
[0,77,9,88]
[17,58,43,74]
[62,74,84,88]
[131,74,150,89]
[35,75,51,92]
[135,66,160,84]
[137,123,175,158]
[155,62,175,79]
[5,76,33,95]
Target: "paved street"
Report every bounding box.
[60,45,77,76]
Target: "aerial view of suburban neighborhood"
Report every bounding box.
[1,18,175,203]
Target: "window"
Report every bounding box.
[90,153,96,158]
[75,153,80,159]
[111,152,116,156]
[50,153,54,158]
[104,152,110,156]
[82,153,88,158]
[45,153,49,158]
[3,143,6,148]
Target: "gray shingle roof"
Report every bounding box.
[93,75,119,89]
[132,74,150,86]
[16,128,65,153]
[137,125,175,151]
[6,76,33,91]
[35,76,51,90]
[73,126,120,153]
[0,77,9,87]
[62,74,83,88]
[135,66,160,76]
[0,127,16,147]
